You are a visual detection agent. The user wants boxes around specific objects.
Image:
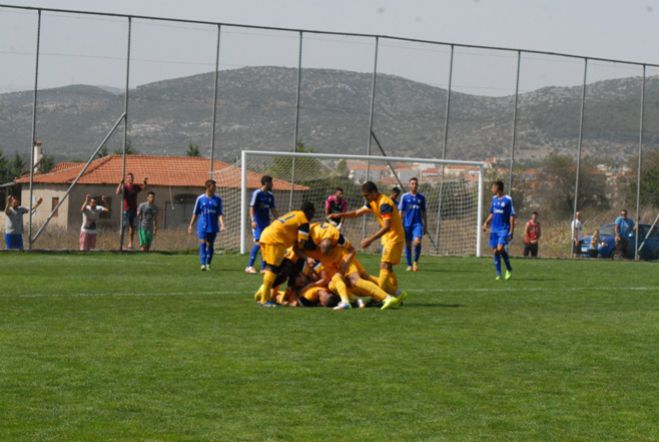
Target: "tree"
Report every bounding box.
[626,149,659,209]
[186,143,201,157]
[268,142,326,182]
[538,154,608,217]
[39,154,56,173]
[9,152,27,180]
[335,159,348,177]
[96,146,109,159]
[113,137,136,154]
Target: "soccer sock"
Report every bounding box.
[378,268,392,293]
[414,243,422,263]
[405,243,413,266]
[351,279,388,301]
[207,242,214,265]
[260,270,277,304]
[500,250,512,271]
[331,275,351,304]
[248,244,260,267]
[387,271,399,294]
[199,242,207,265]
[493,252,502,276]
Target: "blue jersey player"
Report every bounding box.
[482,180,516,280]
[245,175,279,274]
[188,179,225,271]
[398,177,428,272]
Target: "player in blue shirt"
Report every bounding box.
[482,180,516,280]
[188,179,225,271]
[398,177,428,272]
[245,175,279,274]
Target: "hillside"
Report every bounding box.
[1,66,658,161]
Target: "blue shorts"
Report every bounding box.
[5,234,24,250]
[252,225,266,242]
[404,223,424,242]
[198,231,218,243]
[489,231,510,249]
[122,210,137,229]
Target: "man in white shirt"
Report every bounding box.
[80,194,109,251]
[571,211,583,256]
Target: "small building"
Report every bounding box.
[15,155,306,249]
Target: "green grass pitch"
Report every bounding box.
[1,252,657,441]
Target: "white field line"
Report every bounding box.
[9,286,658,299]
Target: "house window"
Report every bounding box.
[51,197,59,217]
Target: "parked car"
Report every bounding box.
[579,223,659,260]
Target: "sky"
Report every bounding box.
[1,0,658,95]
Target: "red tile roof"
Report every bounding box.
[16,155,308,190]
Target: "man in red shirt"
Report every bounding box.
[116,172,148,250]
[325,187,348,228]
[523,211,541,258]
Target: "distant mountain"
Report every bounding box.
[1,66,658,162]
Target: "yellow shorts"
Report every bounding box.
[260,242,288,267]
[381,240,403,265]
[300,286,323,304]
[343,259,366,277]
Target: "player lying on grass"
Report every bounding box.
[275,258,342,308]
[254,201,316,306]
[482,180,515,280]
[328,181,406,296]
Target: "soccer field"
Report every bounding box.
[1,252,657,441]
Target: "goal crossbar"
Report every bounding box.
[240,150,485,257]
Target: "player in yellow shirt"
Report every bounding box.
[255,202,315,306]
[306,221,405,310]
[328,181,406,297]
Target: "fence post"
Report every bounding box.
[209,24,221,178]
[362,36,379,237]
[634,64,646,261]
[434,44,455,251]
[508,50,521,193]
[571,57,588,257]
[27,9,42,251]
[119,16,132,251]
[289,30,303,211]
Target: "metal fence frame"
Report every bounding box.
[0,3,653,259]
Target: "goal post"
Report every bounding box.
[240,150,485,257]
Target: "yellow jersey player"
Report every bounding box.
[255,202,315,306]
[306,221,405,310]
[328,181,406,298]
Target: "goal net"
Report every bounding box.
[238,150,484,257]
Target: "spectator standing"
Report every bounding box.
[80,194,109,251]
[4,195,42,250]
[137,191,159,252]
[390,187,401,207]
[614,209,635,259]
[571,211,583,256]
[116,172,148,250]
[325,187,348,229]
[523,211,542,258]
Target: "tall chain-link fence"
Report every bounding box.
[1,5,657,259]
